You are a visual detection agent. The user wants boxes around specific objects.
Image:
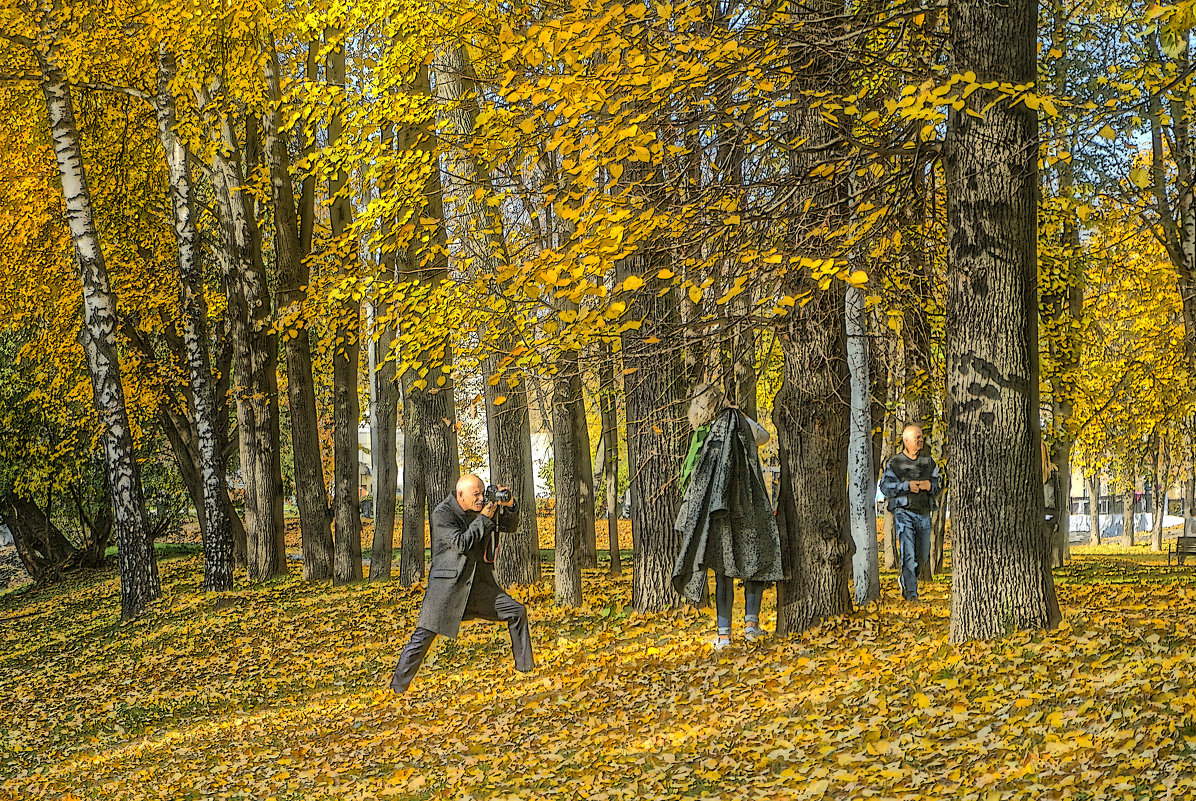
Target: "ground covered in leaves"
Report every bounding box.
[2,545,1195,800]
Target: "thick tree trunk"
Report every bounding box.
[157,48,233,592]
[394,64,460,586]
[431,44,535,585]
[36,51,159,619]
[264,40,334,581]
[621,267,686,613]
[598,346,623,574]
[197,84,286,582]
[846,284,879,606]
[326,30,363,584]
[774,279,853,633]
[1,493,79,580]
[944,0,1060,641]
[1087,472,1101,545]
[553,356,583,606]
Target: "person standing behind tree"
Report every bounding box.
[879,425,942,602]
[673,382,782,650]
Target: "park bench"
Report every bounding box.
[1168,536,1196,566]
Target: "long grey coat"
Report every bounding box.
[414,494,518,637]
[672,408,783,604]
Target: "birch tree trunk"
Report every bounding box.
[263,40,334,581]
[327,28,363,584]
[197,85,287,582]
[944,0,1060,641]
[35,47,159,620]
[846,284,879,606]
[156,48,233,592]
[1087,473,1101,545]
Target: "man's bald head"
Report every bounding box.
[456,474,486,511]
[902,425,925,457]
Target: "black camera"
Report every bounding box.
[485,485,512,504]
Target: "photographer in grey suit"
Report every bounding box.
[389,474,534,694]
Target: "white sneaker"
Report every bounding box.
[711,635,731,650]
[744,624,766,642]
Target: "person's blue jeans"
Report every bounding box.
[715,573,765,634]
[895,508,933,600]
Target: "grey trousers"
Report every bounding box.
[390,589,534,693]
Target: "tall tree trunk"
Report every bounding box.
[774,280,853,632]
[197,84,286,582]
[1124,486,1136,547]
[34,45,159,619]
[620,252,686,612]
[553,355,583,606]
[1152,437,1167,552]
[156,48,233,592]
[395,63,460,586]
[431,44,535,585]
[846,284,879,606]
[1181,461,1191,535]
[326,28,363,584]
[1088,472,1101,546]
[263,39,334,581]
[944,0,1060,641]
[598,344,623,574]
[576,382,598,569]
[369,319,399,582]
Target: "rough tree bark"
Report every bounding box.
[33,38,159,619]
[432,44,536,586]
[264,39,335,582]
[553,354,584,606]
[944,0,1061,641]
[1,493,79,580]
[156,47,234,592]
[1087,472,1101,545]
[1151,436,1167,552]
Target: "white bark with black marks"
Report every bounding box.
[36,47,159,620]
[156,47,233,592]
[846,285,879,606]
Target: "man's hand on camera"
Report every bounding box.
[481,501,500,519]
[494,485,515,507]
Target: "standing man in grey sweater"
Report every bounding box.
[879,425,942,601]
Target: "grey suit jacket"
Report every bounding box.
[414,494,518,637]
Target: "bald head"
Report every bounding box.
[456,474,485,511]
[902,425,924,457]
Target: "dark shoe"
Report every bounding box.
[390,675,408,695]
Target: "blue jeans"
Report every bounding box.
[895,509,932,601]
[715,573,765,634]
